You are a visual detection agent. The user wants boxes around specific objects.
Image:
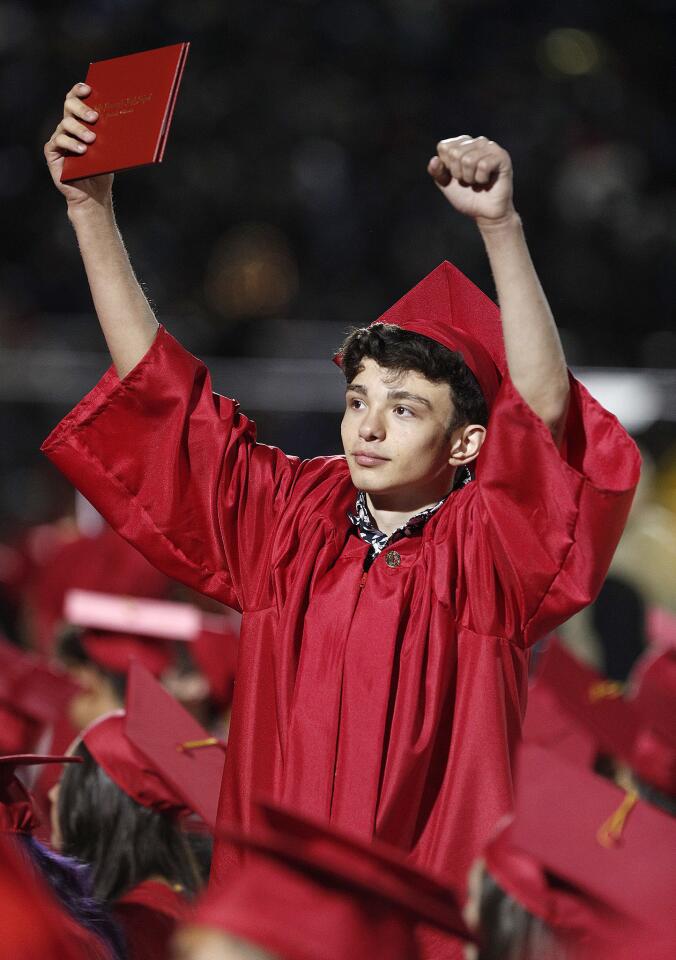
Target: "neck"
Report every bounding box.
[365,487,451,537]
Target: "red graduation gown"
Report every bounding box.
[114,880,192,960]
[43,328,640,958]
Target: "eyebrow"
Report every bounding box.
[346,384,432,409]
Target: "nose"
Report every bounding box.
[358,405,386,441]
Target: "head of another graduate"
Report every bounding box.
[334,262,505,506]
[52,663,225,902]
[466,744,676,960]
[57,589,183,731]
[173,797,474,960]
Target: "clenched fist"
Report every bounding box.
[427,136,515,225]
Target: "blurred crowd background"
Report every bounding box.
[0,0,675,635]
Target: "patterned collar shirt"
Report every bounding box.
[349,466,472,569]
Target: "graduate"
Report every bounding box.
[0,753,125,959]
[0,832,115,960]
[51,662,226,960]
[470,743,676,960]
[43,84,640,958]
[174,797,475,960]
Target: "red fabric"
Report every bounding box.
[0,834,112,959]
[25,524,171,654]
[0,754,82,835]
[333,262,507,411]
[114,879,192,960]
[196,796,474,959]
[484,744,676,958]
[32,711,80,841]
[42,327,640,959]
[82,711,192,818]
[82,628,176,677]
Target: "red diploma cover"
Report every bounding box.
[61,42,189,182]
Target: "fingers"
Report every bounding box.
[44,83,98,161]
[64,83,98,124]
[433,136,511,188]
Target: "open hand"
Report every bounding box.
[427,136,515,225]
[44,82,113,209]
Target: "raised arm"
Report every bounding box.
[428,136,570,442]
[44,82,158,378]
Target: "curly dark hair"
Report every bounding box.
[338,323,488,431]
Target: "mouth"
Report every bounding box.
[352,451,390,467]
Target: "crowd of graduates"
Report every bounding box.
[1,5,674,955]
[0,505,674,959]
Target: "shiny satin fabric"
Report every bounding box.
[114,879,192,960]
[42,327,640,959]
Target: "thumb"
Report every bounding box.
[427,156,451,187]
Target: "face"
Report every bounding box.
[47,736,80,851]
[341,359,484,511]
[172,927,279,960]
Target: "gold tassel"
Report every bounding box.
[596,789,639,848]
[176,737,220,752]
[588,680,624,703]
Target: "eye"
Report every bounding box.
[348,397,365,410]
[394,405,414,417]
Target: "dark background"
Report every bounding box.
[1,0,675,533]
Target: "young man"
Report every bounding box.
[43,84,640,958]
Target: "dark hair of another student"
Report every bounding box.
[57,626,127,702]
[633,775,676,817]
[339,323,489,431]
[57,741,202,903]
[17,834,126,960]
[477,869,568,960]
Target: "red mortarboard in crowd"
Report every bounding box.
[522,671,597,767]
[81,661,225,829]
[628,648,676,744]
[0,834,111,959]
[64,588,202,678]
[333,261,506,410]
[27,524,171,654]
[484,744,676,959]
[195,798,476,960]
[0,754,82,835]
[0,635,80,753]
[191,619,239,709]
[537,639,676,795]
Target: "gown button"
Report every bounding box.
[385,549,401,568]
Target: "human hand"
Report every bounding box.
[427,136,515,226]
[44,83,113,210]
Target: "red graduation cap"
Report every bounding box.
[0,754,82,835]
[333,261,506,411]
[0,833,110,959]
[195,797,476,960]
[628,649,676,744]
[484,744,676,955]
[81,661,225,829]
[537,639,676,795]
[191,619,240,709]
[64,588,204,677]
[27,524,171,655]
[522,673,597,767]
[0,635,80,727]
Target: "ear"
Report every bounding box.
[448,423,486,467]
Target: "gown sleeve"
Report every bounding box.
[41,327,302,612]
[456,371,641,647]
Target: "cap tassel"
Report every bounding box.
[588,680,625,703]
[176,737,220,752]
[596,789,639,848]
